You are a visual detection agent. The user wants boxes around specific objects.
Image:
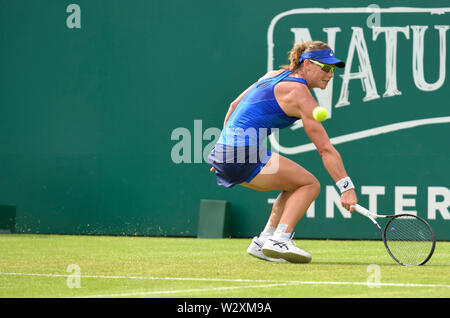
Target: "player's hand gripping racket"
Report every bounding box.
[352,204,436,266]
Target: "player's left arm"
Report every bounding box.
[223,84,254,127]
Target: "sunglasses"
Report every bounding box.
[309,59,336,73]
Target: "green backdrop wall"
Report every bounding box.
[0,0,449,239]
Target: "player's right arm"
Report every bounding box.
[287,86,357,211]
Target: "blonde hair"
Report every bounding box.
[281,41,331,71]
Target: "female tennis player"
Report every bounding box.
[208,41,358,263]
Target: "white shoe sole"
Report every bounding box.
[247,237,287,263]
[262,242,312,264]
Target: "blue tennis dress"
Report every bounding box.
[208,70,308,187]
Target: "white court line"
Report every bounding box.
[1,272,450,289]
[76,282,295,298]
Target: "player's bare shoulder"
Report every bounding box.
[275,78,314,118]
[258,69,285,81]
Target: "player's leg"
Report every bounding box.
[242,152,320,231]
[263,190,292,235]
[242,152,320,263]
[245,190,292,262]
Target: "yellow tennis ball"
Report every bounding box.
[313,106,328,122]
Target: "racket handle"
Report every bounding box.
[352,204,375,218]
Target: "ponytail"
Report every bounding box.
[280,41,331,71]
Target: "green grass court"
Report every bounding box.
[0,234,449,298]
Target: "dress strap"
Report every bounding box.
[280,76,308,86]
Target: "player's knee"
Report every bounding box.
[309,177,321,198]
[291,175,320,197]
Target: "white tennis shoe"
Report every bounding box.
[261,236,312,264]
[246,236,287,262]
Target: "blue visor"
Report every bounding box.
[299,49,345,68]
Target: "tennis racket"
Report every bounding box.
[353,204,436,266]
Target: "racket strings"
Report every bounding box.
[384,215,434,266]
